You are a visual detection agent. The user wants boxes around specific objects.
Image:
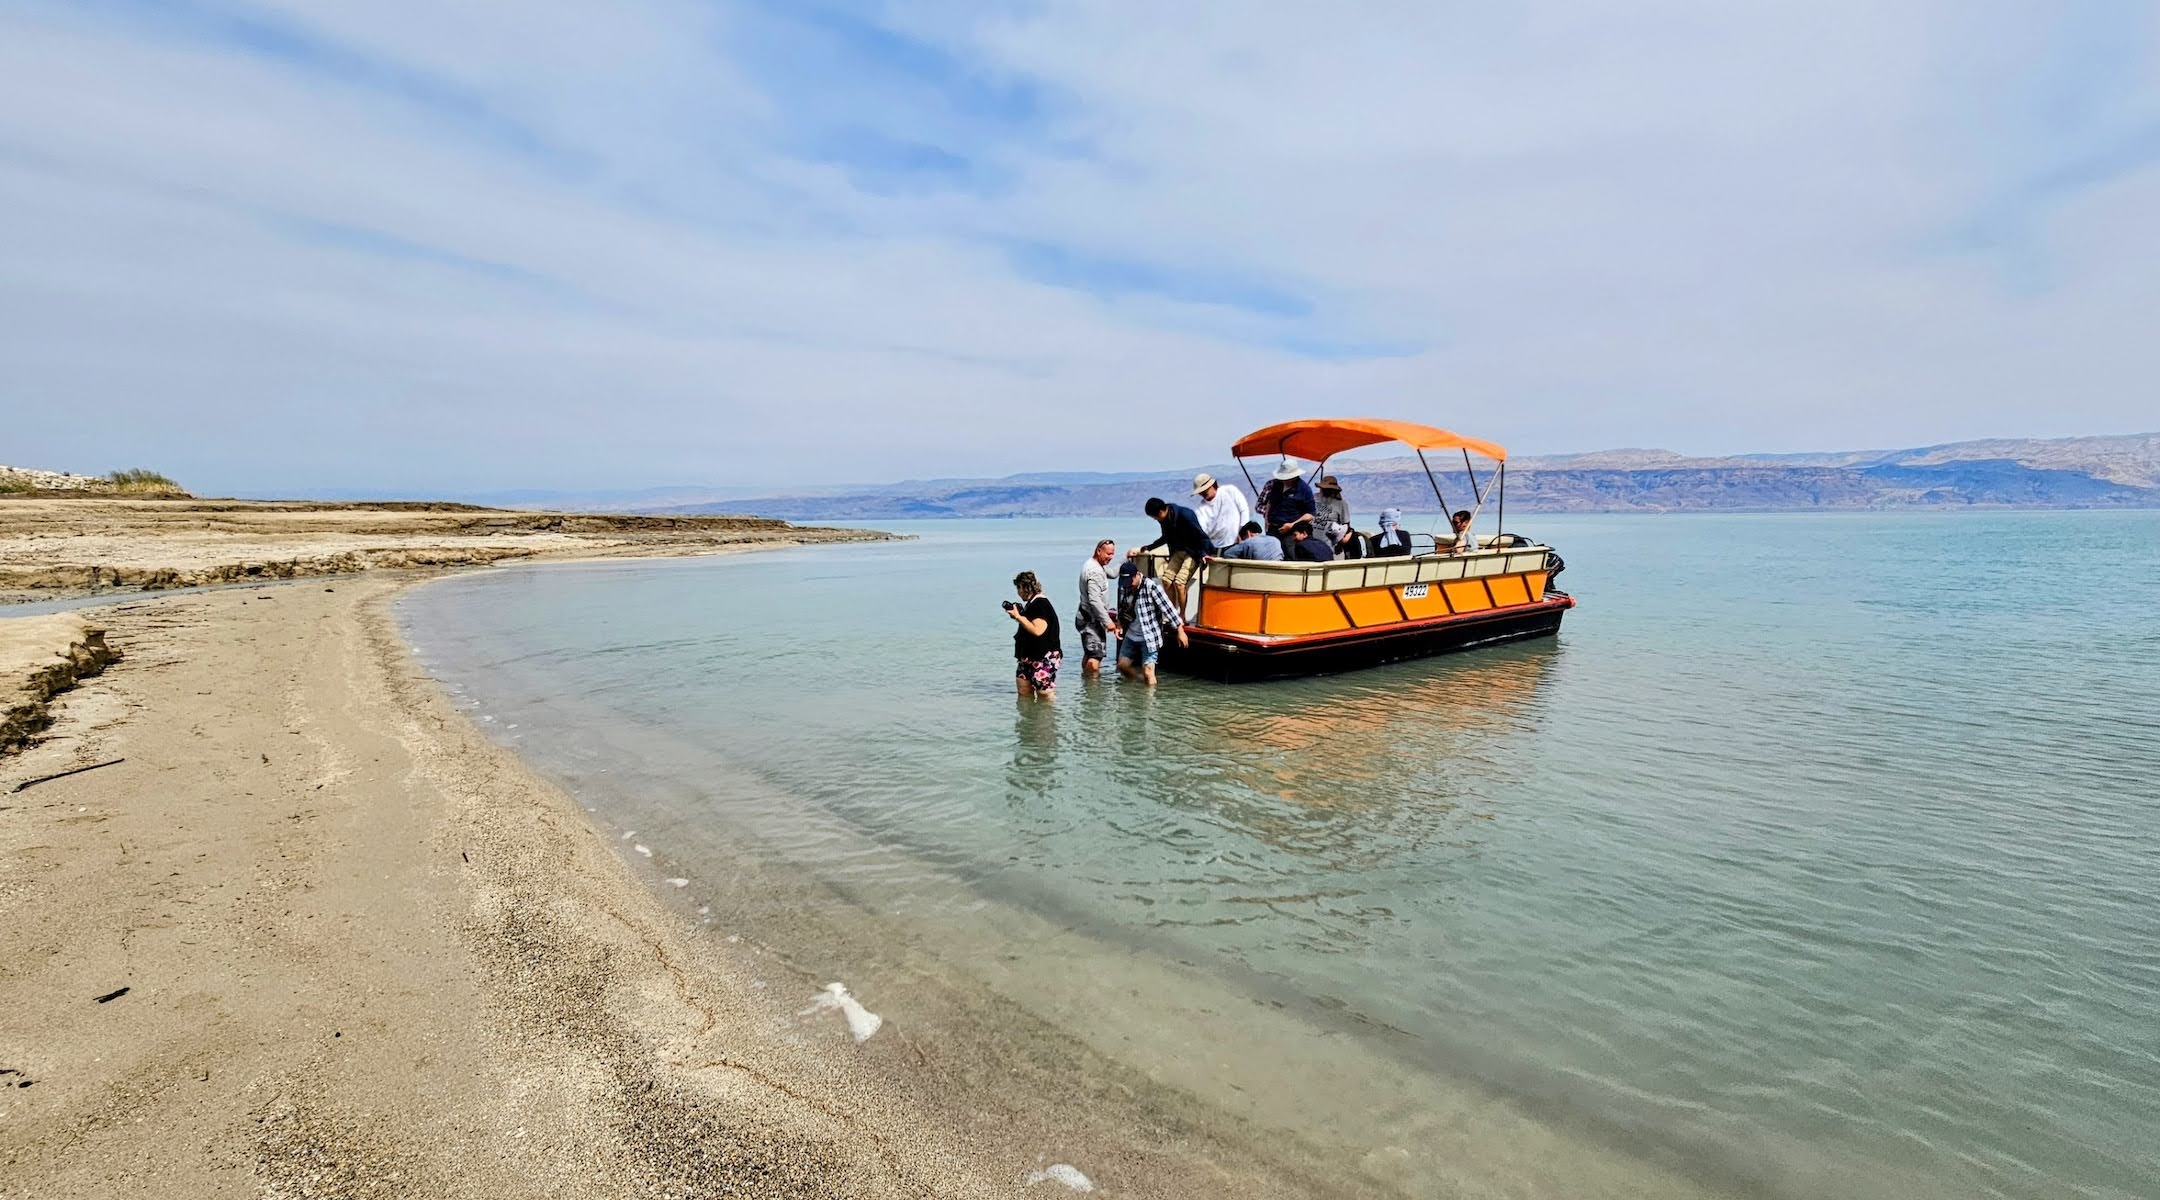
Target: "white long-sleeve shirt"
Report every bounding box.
[1194,484,1252,550]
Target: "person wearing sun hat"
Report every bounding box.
[1190,471,1251,553]
[1313,474,1352,553]
[1257,458,1317,556]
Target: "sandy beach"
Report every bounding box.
[0,543,1369,1198]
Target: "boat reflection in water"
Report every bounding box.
[1000,642,1564,895]
[1168,644,1560,865]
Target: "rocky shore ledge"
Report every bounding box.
[0,621,120,756]
[0,497,891,603]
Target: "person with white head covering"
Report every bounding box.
[1190,471,1251,552]
[1371,507,1412,557]
[1257,459,1317,556]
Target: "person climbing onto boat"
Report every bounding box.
[1258,459,1317,555]
[1371,507,1412,557]
[1210,520,1283,562]
[1006,571,1061,701]
[1076,539,1118,678]
[1290,524,1336,563]
[1116,570,1188,688]
[1134,496,1211,612]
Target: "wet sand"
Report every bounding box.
[0,570,1365,1198]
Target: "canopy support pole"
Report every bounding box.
[1236,458,1261,501]
[1498,463,1505,536]
[1416,449,1450,513]
[1462,449,1483,537]
[1416,450,1451,551]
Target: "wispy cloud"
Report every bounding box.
[2,0,2157,493]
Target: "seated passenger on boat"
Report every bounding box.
[1290,524,1336,562]
[1212,520,1283,561]
[1371,507,1412,557]
[1446,509,1483,554]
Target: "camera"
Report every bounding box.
[1002,600,1019,613]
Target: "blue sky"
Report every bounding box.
[2,0,2157,494]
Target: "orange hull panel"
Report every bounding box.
[1195,569,1555,643]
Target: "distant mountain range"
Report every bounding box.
[610,433,2160,520]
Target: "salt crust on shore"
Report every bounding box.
[803,982,885,1044]
[1026,1162,1097,1191]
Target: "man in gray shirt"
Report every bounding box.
[1076,538,1119,676]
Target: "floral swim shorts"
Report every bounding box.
[1016,650,1062,691]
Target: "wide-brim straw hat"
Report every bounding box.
[1191,472,1217,495]
[1271,459,1304,481]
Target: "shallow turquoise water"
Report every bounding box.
[401,511,2160,1199]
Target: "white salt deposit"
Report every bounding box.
[634,844,652,857]
[666,877,689,888]
[619,830,635,840]
[1024,1164,1094,1192]
[800,982,882,1043]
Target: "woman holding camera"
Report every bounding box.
[1006,571,1062,701]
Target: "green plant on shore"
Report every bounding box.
[0,480,34,495]
[105,468,182,493]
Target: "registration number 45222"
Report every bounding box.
[1401,583,1430,600]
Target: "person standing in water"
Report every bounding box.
[1006,571,1061,701]
[1116,570,1188,688]
[1076,539,1118,678]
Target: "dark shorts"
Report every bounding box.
[1079,623,1109,662]
[1016,650,1062,691]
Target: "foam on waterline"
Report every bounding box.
[800,982,882,1043]
[1024,1164,1094,1192]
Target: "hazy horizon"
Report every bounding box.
[6,3,2157,496]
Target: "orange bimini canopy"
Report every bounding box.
[1232,418,1507,464]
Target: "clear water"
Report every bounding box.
[399,512,2160,1199]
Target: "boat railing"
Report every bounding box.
[1138,544,1552,595]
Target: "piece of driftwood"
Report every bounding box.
[9,758,125,794]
